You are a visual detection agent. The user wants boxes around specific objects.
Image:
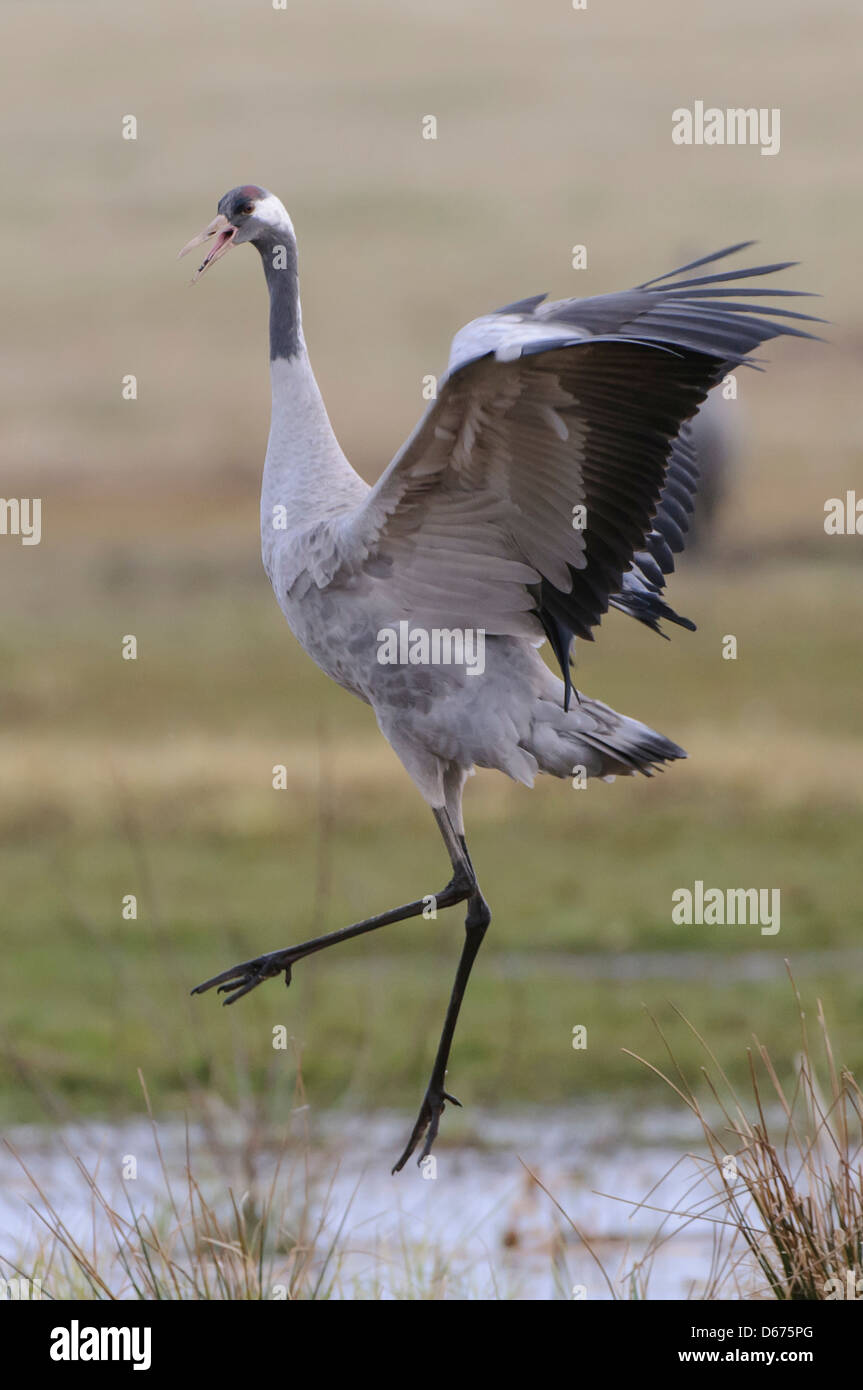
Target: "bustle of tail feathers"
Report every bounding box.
[527,693,687,782]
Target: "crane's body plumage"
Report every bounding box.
[260,356,686,811]
[183,185,819,1169]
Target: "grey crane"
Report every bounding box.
[180,185,818,1171]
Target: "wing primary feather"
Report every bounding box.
[638,241,757,287]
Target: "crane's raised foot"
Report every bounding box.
[191,948,298,1005]
[391,1086,462,1174]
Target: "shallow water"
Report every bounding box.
[0,1103,753,1300]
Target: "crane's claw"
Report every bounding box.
[391,1087,461,1173]
[191,950,295,1005]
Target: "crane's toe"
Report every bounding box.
[191,950,293,1004]
[391,1087,461,1174]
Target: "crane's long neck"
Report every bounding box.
[256,224,302,362]
[254,218,367,580]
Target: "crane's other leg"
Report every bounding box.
[191,806,475,1005]
[392,779,491,1173]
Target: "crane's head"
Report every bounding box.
[178,185,293,282]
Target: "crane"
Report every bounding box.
[179,185,818,1171]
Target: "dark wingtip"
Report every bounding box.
[639,241,758,288]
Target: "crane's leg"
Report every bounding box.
[391,835,490,1173]
[191,808,476,1006]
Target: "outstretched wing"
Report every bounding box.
[340,245,820,704]
[608,418,702,637]
[537,244,822,686]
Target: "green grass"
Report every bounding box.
[2,552,862,1124]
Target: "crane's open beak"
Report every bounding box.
[178,214,237,282]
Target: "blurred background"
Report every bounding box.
[1,0,861,1297]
